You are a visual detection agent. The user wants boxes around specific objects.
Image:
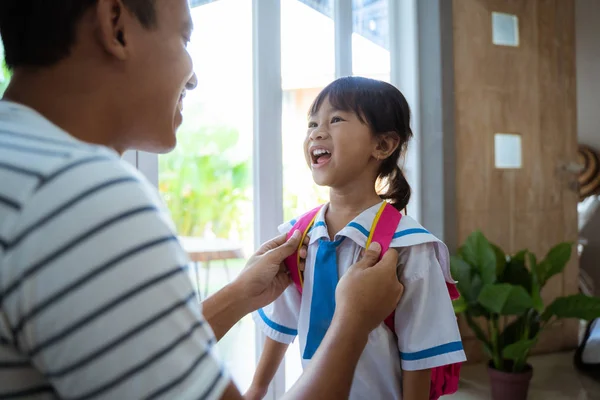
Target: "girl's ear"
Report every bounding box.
[373,132,400,160]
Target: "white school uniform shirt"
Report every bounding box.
[252,202,467,400]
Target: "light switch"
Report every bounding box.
[494,133,522,169]
[492,12,519,47]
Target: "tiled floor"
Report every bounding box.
[446,352,600,399]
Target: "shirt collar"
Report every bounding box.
[308,201,385,248]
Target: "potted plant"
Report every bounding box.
[451,231,600,400]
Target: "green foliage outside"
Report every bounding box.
[451,231,600,373]
[0,40,10,95]
[159,124,251,238]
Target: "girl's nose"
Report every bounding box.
[309,129,328,141]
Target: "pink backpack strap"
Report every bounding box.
[365,202,402,256]
[365,203,402,332]
[284,205,323,294]
[368,204,461,400]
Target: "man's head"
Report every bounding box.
[0,0,197,153]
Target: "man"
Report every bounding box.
[0,1,404,399]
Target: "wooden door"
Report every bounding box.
[452,0,579,362]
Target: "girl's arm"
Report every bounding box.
[402,369,431,400]
[245,337,290,400]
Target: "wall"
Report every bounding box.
[577,0,600,295]
[452,0,579,362]
[576,0,600,149]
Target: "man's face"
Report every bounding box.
[120,0,197,153]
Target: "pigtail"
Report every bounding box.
[379,162,411,212]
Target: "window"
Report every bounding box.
[157,0,255,392]
[352,0,390,81]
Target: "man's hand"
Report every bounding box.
[334,242,404,334]
[232,231,302,311]
[298,234,310,272]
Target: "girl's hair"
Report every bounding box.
[309,76,413,211]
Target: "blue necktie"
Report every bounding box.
[303,238,344,359]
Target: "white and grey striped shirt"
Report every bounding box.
[0,101,229,399]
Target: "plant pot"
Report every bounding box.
[487,362,533,400]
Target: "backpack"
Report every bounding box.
[284,202,461,400]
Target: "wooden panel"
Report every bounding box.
[452,0,578,362]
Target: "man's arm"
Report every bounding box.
[202,231,303,341]
[217,243,403,400]
[9,160,231,400]
[201,283,252,341]
[218,318,371,400]
[282,313,370,399]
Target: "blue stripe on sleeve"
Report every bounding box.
[400,341,464,361]
[257,309,298,336]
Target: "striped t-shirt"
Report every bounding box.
[0,101,229,399]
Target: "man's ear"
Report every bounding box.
[373,132,400,160]
[95,0,131,60]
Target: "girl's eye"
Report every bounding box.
[331,116,344,123]
[308,121,317,128]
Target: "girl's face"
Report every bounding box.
[305,97,380,189]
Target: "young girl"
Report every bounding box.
[247,76,465,400]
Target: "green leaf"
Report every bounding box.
[527,252,538,279]
[461,231,497,285]
[541,294,600,322]
[478,283,533,315]
[503,338,538,361]
[450,256,474,301]
[527,252,545,312]
[453,296,468,314]
[491,243,507,277]
[512,250,528,262]
[500,257,532,293]
[465,313,492,357]
[468,303,489,318]
[498,314,540,349]
[540,243,573,285]
[531,280,544,313]
[468,275,484,307]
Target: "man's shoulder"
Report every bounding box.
[0,117,121,176]
[0,120,161,246]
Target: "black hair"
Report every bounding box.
[309,76,413,211]
[0,0,156,69]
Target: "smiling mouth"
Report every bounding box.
[311,148,332,165]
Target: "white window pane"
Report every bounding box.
[158,0,255,392]
[281,0,334,390]
[352,0,390,81]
